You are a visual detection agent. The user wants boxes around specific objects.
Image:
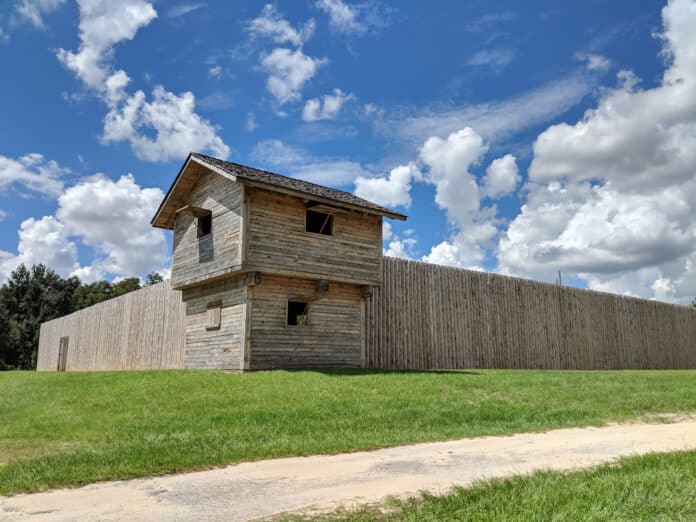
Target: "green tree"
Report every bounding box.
[0,264,79,369]
[691,298,696,309]
[0,301,14,370]
[144,272,164,285]
[0,263,156,370]
[72,280,113,311]
[112,277,141,297]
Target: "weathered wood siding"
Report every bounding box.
[249,275,362,369]
[171,170,243,289]
[365,258,696,370]
[181,276,247,370]
[37,282,186,371]
[245,188,382,285]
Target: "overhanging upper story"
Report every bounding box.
[152,153,407,290]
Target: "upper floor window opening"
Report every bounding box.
[197,211,212,238]
[306,209,333,236]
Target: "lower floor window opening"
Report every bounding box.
[287,300,309,326]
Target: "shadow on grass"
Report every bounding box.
[278,369,485,377]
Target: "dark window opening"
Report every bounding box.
[306,210,333,236]
[287,300,309,326]
[197,212,212,238]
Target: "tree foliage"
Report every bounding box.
[0,265,163,370]
[72,280,114,311]
[112,277,141,297]
[0,301,14,371]
[0,265,79,369]
[145,272,164,285]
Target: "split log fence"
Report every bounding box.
[364,258,696,370]
[37,282,186,371]
[37,258,696,371]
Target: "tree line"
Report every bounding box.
[0,264,163,370]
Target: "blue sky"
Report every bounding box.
[1,0,695,303]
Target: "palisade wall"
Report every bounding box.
[365,257,696,370]
[37,259,696,372]
[37,282,186,371]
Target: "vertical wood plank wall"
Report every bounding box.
[365,257,696,370]
[37,282,186,371]
[37,258,696,372]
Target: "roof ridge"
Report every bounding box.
[191,152,407,220]
[192,152,357,196]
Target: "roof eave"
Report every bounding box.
[191,152,406,220]
[150,153,194,230]
[150,154,239,230]
[151,153,408,229]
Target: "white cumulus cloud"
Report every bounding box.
[0,162,171,283]
[422,241,484,271]
[315,0,389,35]
[384,237,416,259]
[14,0,66,28]
[0,216,79,282]
[247,4,326,108]
[247,4,315,46]
[303,88,354,121]
[0,153,67,197]
[103,87,230,162]
[481,154,519,199]
[57,0,229,161]
[498,0,696,303]
[418,128,499,269]
[259,48,327,105]
[56,0,157,98]
[315,0,364,34]
[56,173,168,277]
[354,163,420,209]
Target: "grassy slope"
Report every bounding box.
[1,369,696,495]
[295,451,696,521]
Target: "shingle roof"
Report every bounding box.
[191,152,407,220]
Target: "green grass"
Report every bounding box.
[1,369,696,495]
[290,451,696,521]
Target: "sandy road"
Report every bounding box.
[2,420,696,521]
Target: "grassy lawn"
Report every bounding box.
[1,369,696,495]
[290,450,696,521]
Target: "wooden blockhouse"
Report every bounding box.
[37,153,696,372]
[151,153,407,370]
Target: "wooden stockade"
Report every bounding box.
[364,257,696,370]
[36,259,696,372]
[37,282,186,371]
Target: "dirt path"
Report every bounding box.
[2,420,696,521]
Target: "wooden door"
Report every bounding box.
[57,336,69,371]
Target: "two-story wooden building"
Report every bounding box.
[151,153,407,370]
[37,153,696,372]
